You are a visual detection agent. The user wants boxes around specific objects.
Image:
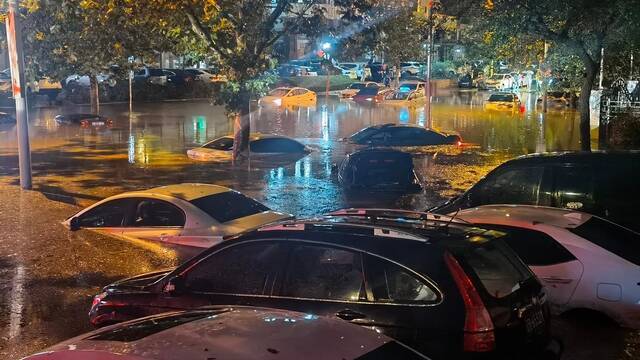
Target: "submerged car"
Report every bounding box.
[89,215,550,359]
[187,133,309,161]
[347,124,461,147]
[63,183,291,248]
[398,81,426,94]
[259,87,316,107]
[537,91,574,108]
[383,90,426,106]
[456,205,640,329]
[481,73,513,90]
[54,113,113,127]
[25,307,428,360]
[340,81,378,99]
[484,92,521,111]
[458,74,474,88]
[352,86,393,104]
[338,148,421,192]
[429,151,640,232]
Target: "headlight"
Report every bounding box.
[273,98,282,106]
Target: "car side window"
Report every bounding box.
[129,199,185,227]
[486,226,576,266]
[184,242,285,295]
[553,166,595,212]
[77,198,134,227]
[474,166,549,206]
[365,255,438,304]
[282,245,366,301]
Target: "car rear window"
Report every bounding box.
[190,192,270,223]
[357,87,379,96]
[488,94,513,102]
[203,137,234,150]
[461,241,532,299]
[569,217,640,266]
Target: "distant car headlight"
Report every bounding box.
[273,98,282,106]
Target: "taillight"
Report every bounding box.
[445,252,495,352]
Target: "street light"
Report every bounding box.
[322,42,331,51]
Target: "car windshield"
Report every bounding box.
[349,126,380,142]
[269,88,290,96]
[203,137,234,151]
[569,217,640,266]
[349,83,366,90]
[390,92,411,100]
[488,94,513,102]
[398,84,418,91]
[357,87,379,96]
[351,153,414,185]
[190,191,270,223]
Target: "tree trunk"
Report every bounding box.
[89,75,99,113]
[578,59,597,151]
[231,91,251,162]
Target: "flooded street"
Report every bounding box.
[0,90,580,215]
[3,90,635,360]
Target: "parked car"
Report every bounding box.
[63,183,291,248]
[164,69,196,86]
[182,68,226,83]
[366,62,387,82]
[339,62,366,79]
[383,90,426,106]
[24,307,428,360]
[429,151,640,232]
[400,61,423,76]
[187,133,310,161]
[398,81,427,95]
[337,148,421,192]
[134,67,167,85]
[481,73,513,90]
[456,205,640,329]
[484,92,521,111]
[352,87,393,104]
[347,124,462,147]
[54,113,113,128]
[64,73,115,88]
[88,215,550,359]
[340,81,379,99]
[258,87,317,107]
[458,74,474,88]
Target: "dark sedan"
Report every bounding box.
[338,148,421,192]
[89,215,551,359]
[347,124,461,146]
[54,113,113,127]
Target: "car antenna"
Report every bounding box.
[442,208,461,234]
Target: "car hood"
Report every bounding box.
[107,268,175,291]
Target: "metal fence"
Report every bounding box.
[599,92,640,147]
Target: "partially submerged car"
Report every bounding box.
[340,81,378,99]
[187,133,310,161]
[457,205,640,329]
[337,148,421,192]
[352,86,393,104]
[63,183,291,248]
[383,90,426,106]
[259,87,317,107]
[484,92,521,111]
[347,124,461,147]
[25,307,428,360]
[54,113,113,127]
[398,80,427,94]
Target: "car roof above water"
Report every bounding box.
[127,183,232,201]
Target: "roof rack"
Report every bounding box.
[326,208,470,225]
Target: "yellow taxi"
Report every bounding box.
[484,92,521,111]
[259,87,317,107]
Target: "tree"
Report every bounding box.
[127,0,322,159]
[477,0,640,150]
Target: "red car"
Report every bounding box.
[352,87,393,104]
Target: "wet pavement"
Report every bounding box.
[0,90,637,359]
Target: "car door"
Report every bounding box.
[119,198,185,245]
[489,226,583,305]
[75,198,136,238]
[159,241,288,311]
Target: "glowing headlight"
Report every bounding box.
[273,98,282,106]
[365,98,373,101]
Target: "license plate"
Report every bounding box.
[524,308,545,333]
[92,121,105,126]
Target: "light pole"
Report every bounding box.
[421,0,438,129]
[6,0,32,189]
[322,42,331,104]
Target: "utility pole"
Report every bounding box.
[599,47,605,90]
[542,41,549,113]
[422,0,436,129]
[6,0,32,189]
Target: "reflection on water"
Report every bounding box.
[0,91,581,216]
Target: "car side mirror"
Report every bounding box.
[69,217,81,231]
[163,276,186,296]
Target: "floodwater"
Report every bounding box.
[0,90,637,360]
[0,89,581,216]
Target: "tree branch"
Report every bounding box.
[184,7,230,60]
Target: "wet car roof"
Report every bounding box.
[129,183,231,201]
[457,205,592,229]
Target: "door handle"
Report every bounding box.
[336,309,366,321]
